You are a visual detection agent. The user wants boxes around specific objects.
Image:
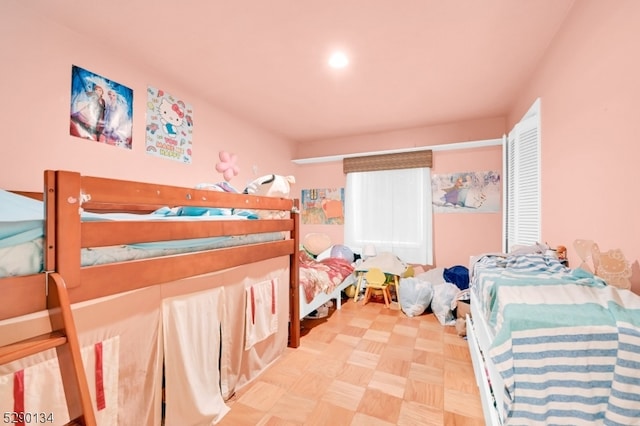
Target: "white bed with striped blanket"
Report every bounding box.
[467,253,640,426]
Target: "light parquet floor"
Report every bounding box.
[219,297,485,426]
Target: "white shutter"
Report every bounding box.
[505,99,541,252]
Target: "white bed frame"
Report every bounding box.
[299,275,355,320]
[466,290,505,426]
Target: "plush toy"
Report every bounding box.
[244,174,295,198]
[244,174,296,218]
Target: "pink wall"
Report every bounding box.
[0,5,296,192]
[508,0,640,291]
[3,2,638,290]
[293,119,506,266]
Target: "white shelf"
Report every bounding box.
[291,138,503,164]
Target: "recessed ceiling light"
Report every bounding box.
[328,51,349,69]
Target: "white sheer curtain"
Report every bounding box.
[344,167,433,264]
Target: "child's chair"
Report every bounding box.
[362,267,392,308]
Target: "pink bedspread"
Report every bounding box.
[299,251,354,303]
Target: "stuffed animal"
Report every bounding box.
[244,174,296,219]
[455,317,467,337]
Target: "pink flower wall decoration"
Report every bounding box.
[215,151,240,181]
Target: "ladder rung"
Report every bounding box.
[0,331,67,365]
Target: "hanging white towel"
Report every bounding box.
[0,336,119,426]
[244,279,278,350]
[162,287,230,426]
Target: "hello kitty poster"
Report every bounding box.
[145,86,193,163]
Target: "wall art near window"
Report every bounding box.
[432,170,501,213]
[70,65,133,149]
[145,86,193,163]
[301,188,345,225]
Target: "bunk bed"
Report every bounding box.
[466,253,640,426]
[0,170,302,425]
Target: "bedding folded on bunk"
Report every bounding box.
[81,232,285,266]
[0,189,44,248]
[0,238,43,277]
[0,190,45,277]
[151,205,258,219]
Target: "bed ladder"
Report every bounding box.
[0,273,97,426]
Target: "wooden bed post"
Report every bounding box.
[289,199,301,348]
[52,171,83,289]
[44,170,56,273]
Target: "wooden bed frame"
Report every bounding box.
[1,170,303,346]
[0,170,312,424]
[467,291,504,426]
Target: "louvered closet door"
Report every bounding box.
[505,99,541,252]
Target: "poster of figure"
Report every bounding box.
[432,171,501,213]
[145,86,193,163]
[301,188,345,224]
[70,65,133,149]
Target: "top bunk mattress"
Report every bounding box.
[0,189,284,278]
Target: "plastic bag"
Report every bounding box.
[431,282,459,325]
[399,277,434,317]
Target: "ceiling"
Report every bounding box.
[26,0,574,142]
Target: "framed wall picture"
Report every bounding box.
[145,86,194,163]
[70,65,133,149]
[301,188,345,224]
[432,171,501,213]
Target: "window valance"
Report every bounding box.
[342,150,432,173]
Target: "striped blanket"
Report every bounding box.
[472,254,640,426]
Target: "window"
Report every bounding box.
[504,98,541,252]
[344,167,433,264]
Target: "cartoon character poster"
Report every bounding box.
[70,65,133,149]
[145,86,193,163]
[301,188,345,225]
[432,170,501,213]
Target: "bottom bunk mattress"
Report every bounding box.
[471,254,640,425]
